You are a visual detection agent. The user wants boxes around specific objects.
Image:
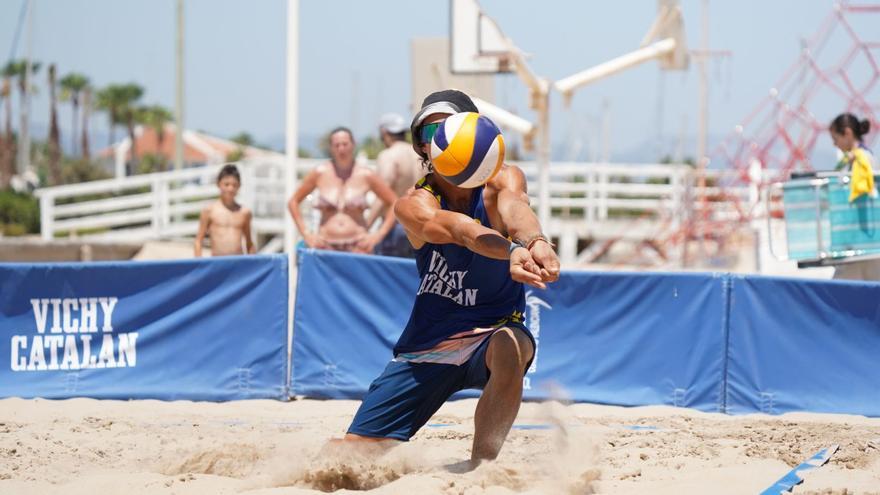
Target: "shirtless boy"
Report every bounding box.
[194,164,256,257]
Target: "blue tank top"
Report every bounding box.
[394,176,526,355]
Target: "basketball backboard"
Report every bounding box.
[411,37,496,114]
[450,0,514,74]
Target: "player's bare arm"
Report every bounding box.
[395,188,545,288]
[490,166,560,283]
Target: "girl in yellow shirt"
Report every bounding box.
[829,112,877,202]
[829,113,880,280]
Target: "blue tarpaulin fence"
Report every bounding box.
[291,249,880,416]
[0,255,288,400]
[725,275,880,415]
[1,249,878,416]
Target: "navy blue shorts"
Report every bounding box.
[347,328,533,441]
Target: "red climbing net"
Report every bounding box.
[581,2,880,268]
[716,1,880,188]
[675,2,880,267]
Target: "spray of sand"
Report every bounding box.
[246,435,430,492]
[190,388,602,493]
[157,442,264,478]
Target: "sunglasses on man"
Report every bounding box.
[419,122,442,145]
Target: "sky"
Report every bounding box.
[0,0,870,163]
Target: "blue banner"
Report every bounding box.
[521,271,727,411]
[291,250,880,416]
[291,250,726,412]
[292,249,418,399]
[0,255,288,400]
[725,275,880,416]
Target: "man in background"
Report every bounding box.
[368,113,424,257]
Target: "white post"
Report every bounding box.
[693,0,710,265]
[670,168,682,231]
[160,179,170,236]
[599,171,609,220]
[284,0,299,255]
[18,0,34,174]
[586,170,595,224]
[536,86,551,232]
[175,0,185,173]
[284,0,299,395]
[151,179,163,237]
[114,140,127,179]
[170,0,186,224]
[238,162,256,215]
[40,193,53,241]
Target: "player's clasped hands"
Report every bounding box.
[529,240,560,284]
[509,239,561,290]
[509,247,549,289]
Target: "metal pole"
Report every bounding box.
[284,0,300,398]
[174,0,185,172]
[536,85,551,230]
[696,0,708,191]
[19,0,33,174]
[471,96,534,136]
[554,38,677,98]
[285,0,299,255]
[695,0,709,263]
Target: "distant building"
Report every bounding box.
[98,124,281,178]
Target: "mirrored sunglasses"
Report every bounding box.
[419,122,442,144]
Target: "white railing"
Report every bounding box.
[35,158,756,252]
[517,162,691,224]
[36,157,295,242]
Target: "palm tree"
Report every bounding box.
[95,83,143,173]
[230,132,254,147]
[227,132,256,162]
[137,104,173,171]
[59,72,89,156]
[81,86,92,159]
[117,84,144,173]
[0,64,16,189]
[95,84,127,148]
[46,64,62,186]
[9,60,41,170]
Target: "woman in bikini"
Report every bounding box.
[288,127,398,253]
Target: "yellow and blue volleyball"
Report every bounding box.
[429,112,505,188]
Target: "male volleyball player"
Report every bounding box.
[341,90,560,466]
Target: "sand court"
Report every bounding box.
[1,397,879,494]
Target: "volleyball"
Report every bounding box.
[429,112,505,188]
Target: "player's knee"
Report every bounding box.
[487,328,534,375]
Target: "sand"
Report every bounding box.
[1,397,879,494]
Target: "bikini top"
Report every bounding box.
[314,162,369,213]
[315,190,368,213]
